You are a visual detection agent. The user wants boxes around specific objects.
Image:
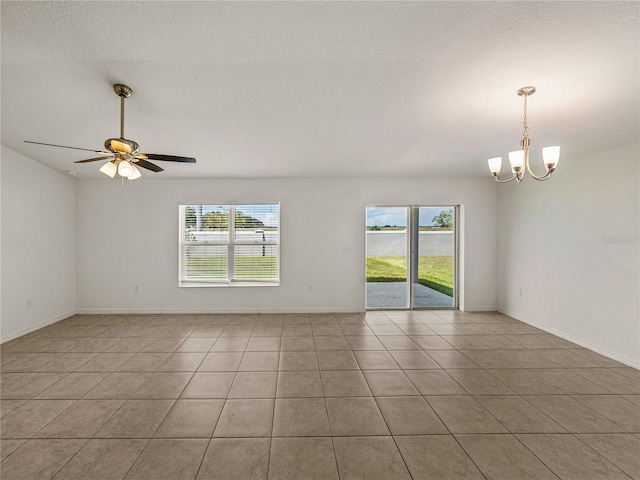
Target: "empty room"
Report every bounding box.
[1,2,638,479]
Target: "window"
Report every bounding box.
[179,204,280,286]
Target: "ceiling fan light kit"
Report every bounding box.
[488,86,560,183]
[25,83,196,182]
[99,161,118,178]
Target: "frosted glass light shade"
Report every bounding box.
[487,157,502,175]
[128,163,142,180]
[118,160,133,178]
[508,150,525,171]
[542,146,560,168]
[99,161,117,178]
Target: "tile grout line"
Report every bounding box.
[264,333,283,480]
[313,324,343,480]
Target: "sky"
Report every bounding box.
[366,206,453,227]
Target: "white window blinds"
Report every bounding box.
[179,203,280,286]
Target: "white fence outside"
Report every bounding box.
[186,230,278,257]
[185,231,451,257]
[366,231,453,257]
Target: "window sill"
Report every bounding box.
[179,281,280,288]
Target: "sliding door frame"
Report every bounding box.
[409,205,459,310]
[366,204,459,310]
[365,205,410,310]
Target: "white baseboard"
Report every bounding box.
[1,310,76,344]
[498,307,640,369]
[461,306,498,312]
[75,307,365,315]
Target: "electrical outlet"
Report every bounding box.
[516,289,522,298]
[343,245,351,254]
[134,286,139,294]
[308,285,314,292]
[26,299,32,309]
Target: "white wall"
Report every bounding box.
[76,176,498,313]
[497,143,640,367]
[1,146,76,342]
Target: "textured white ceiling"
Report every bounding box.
[2,1,638,179]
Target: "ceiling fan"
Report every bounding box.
[25,84,196,180]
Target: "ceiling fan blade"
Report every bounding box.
[24,141,110,154]
[137,153,196,163]
[133,158,164,172]
[75,156,115,163]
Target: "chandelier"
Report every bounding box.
[488,86,560,183]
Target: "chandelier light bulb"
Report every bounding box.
[487,157,502,175]
[542,146,560,170]
[508,150,525,172]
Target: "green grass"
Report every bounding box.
[186,256,278,280]
[366,256,408,283]
[234,256,278,279]
[366,227,451,231]
[187,254,451,294]
[366,256,454,297]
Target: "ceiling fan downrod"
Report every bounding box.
[105,84,139,155]
[113,84,132,139]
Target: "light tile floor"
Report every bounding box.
[1,311,638,479]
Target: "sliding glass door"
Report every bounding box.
[365,207,409,308]
[366,205,457,309]
[411,207,456,308]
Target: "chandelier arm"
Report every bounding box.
[492,173,519,183]
[524,151,552,181]
[527,169,552,181]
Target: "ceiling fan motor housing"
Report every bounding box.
[105,137,140,155]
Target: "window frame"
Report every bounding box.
[179,203,280,287]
